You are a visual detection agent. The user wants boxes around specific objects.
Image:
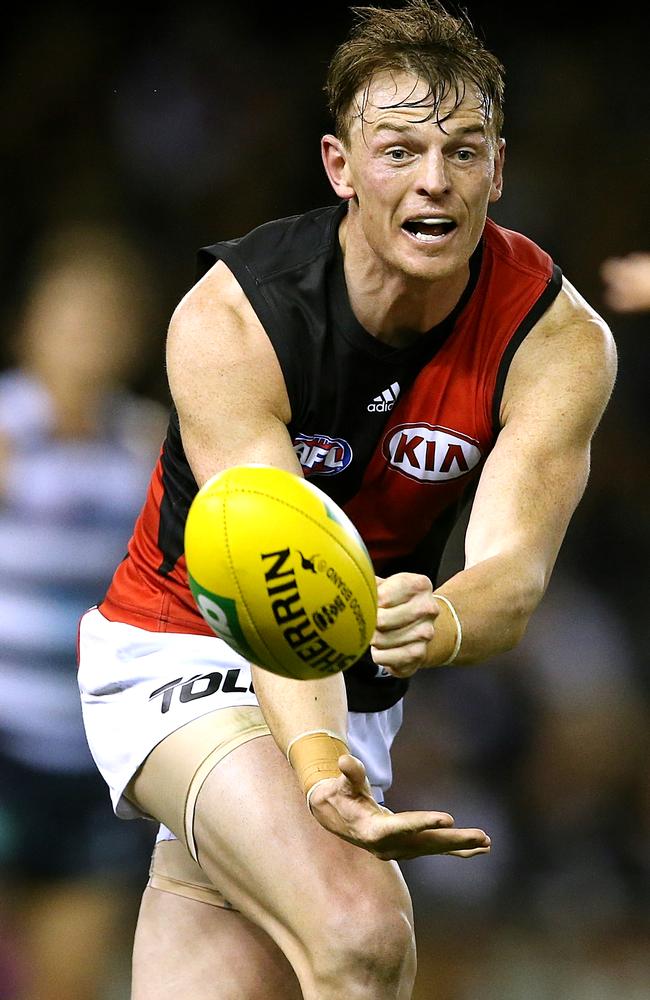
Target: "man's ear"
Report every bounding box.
[321,135,356,200]
[489,138,506,204]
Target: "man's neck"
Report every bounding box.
[339,216,470,349]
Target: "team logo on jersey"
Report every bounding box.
[383,423,482,482]
[293,433,353,476]
[368,382,401,412]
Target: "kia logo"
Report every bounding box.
[383,423,482,482]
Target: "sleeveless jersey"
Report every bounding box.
[100,202,562,711]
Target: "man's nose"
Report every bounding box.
[415,150,449,198]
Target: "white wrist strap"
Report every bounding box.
[433,593,463,665]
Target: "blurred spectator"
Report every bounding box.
[0,222,167,1000]
[601,253,650,313]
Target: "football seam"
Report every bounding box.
[233,486,374,608]
[221,491,305,680]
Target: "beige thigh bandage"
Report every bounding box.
[128,705,270,864]
[148,837,236,909]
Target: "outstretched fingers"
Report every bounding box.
[366,808,491,860]
[445,847,492,858]
[311,753,491,861]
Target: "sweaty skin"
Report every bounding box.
[321,72,505,334]
[167,68,615,857]
[167,255,491,859]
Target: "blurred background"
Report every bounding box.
[0,2,648,997]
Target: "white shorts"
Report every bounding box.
[78,607,403,820]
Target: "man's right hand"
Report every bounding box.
[308,752,491,861]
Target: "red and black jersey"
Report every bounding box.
[101,202,561,711]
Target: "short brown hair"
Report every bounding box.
[325,0,505,142]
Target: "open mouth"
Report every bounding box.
[402,218,457,243]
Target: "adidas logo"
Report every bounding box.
[367,381,401,412]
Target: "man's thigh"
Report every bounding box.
[128,705,271,862]
[129,715,413,979]
[133,887,302,1000]
[193,736,413,973]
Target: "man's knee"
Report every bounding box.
[309,884,416,991]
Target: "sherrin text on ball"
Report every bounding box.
[184,465,378,680]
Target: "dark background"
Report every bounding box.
[1,3,648,996]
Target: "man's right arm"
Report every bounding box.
[166,260,298,484]
[166,259,491,860]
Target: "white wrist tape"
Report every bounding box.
[433,593,463,665]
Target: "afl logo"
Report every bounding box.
[383,423,482,482]
[293,433,353,476]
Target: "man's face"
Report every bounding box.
[339,71,504,282]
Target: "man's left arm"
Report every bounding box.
[371,279,617,676]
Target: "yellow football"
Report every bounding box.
[184,464,377,680]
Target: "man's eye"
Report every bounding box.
[455,149,475,161]
[388,148,409,161]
